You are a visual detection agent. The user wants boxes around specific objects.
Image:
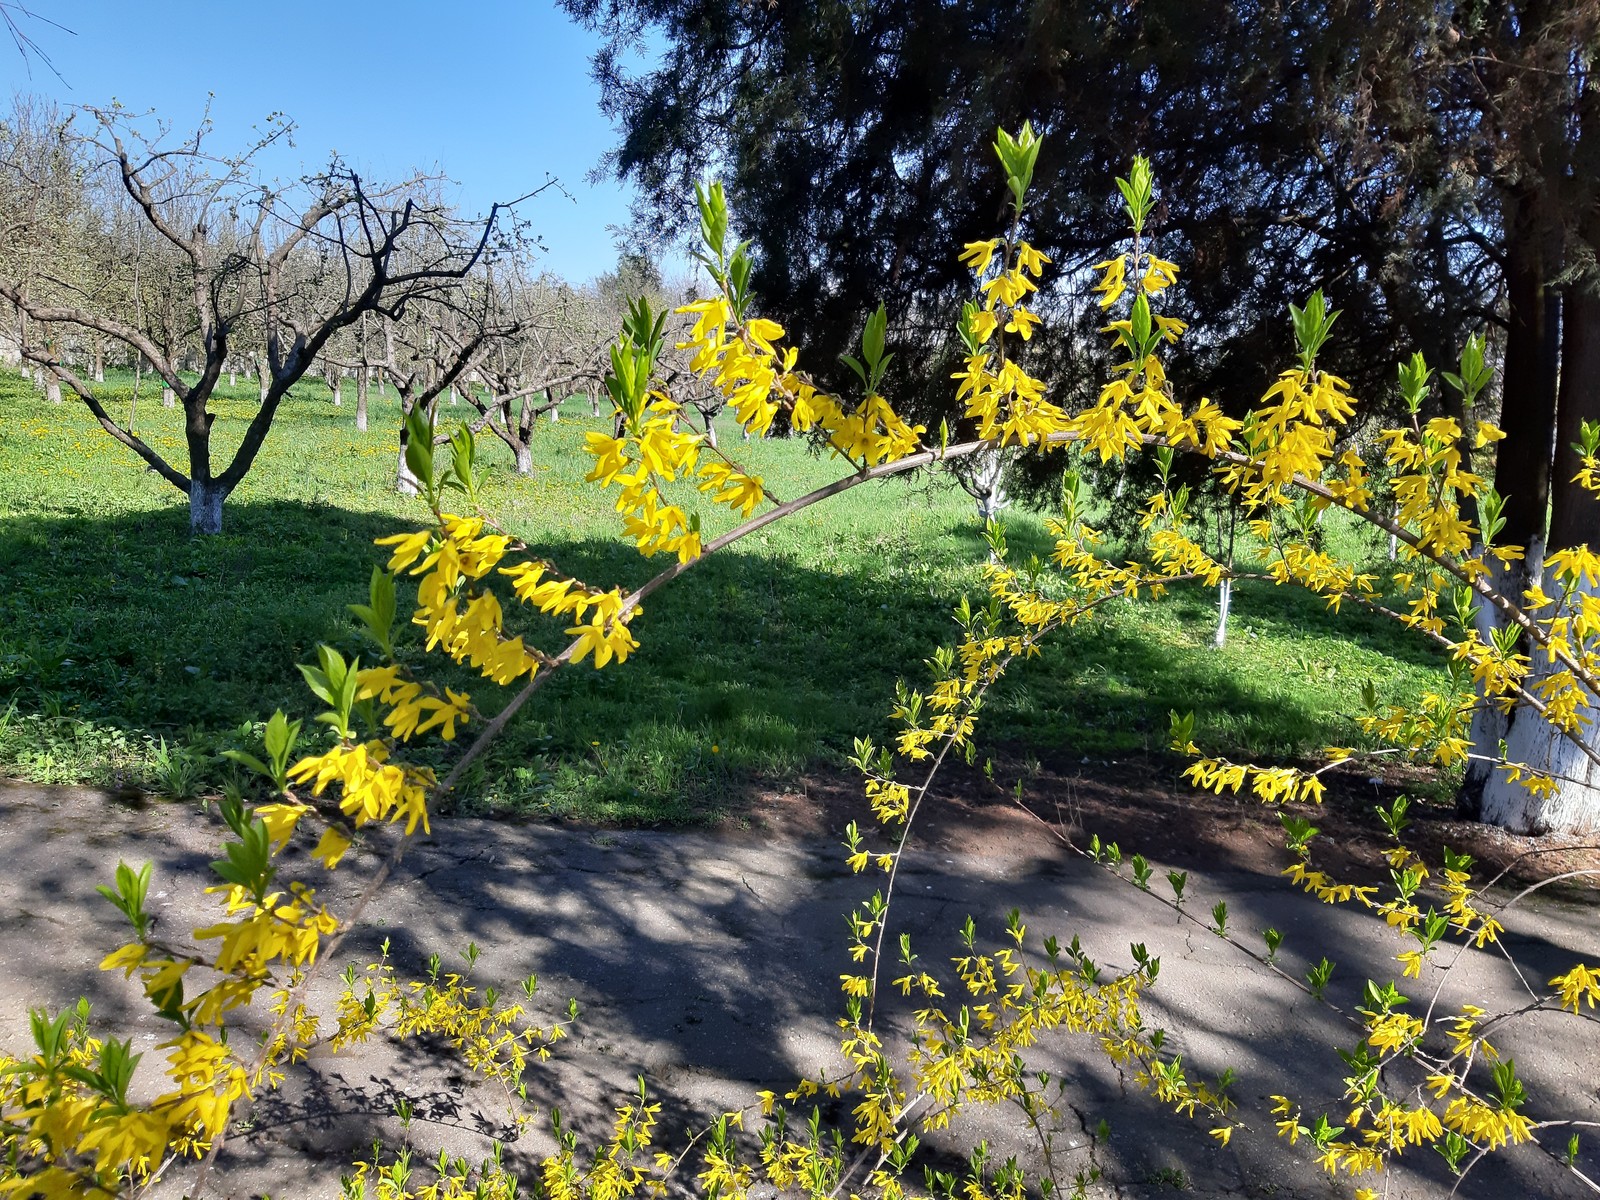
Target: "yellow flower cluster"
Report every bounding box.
[289,740,434,836]
[0,1018,251,1195]
[380,515,542,690]
[1377,417,1489,558]
[331,950,570,1097]
[677,296,925,467]
[583,396,706,563]
[1183,757,1328,805]
[952,239,1075,448]
[1224,369,1356,501]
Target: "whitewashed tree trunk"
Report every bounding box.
[514,441,534,475]
[189,478,227,534]
[1473,698,1599,834]
[397,442,421,495]
[971,447,1010,524]
[330,372,343,406]
[355,370,369,432]
[1462,557,1599,833]
[1464,556,1532,807]
[548,403,559,424]
[46,376,61,404]
[591,394,601,418]
[93,346,104,383]
[1213,578,1233,648]
[162,386,175,409]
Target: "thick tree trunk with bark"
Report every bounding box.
[1468,597,1598,833]
[1462,206,1600,833]
[189,478,228,535]
[1550,283,1600,553]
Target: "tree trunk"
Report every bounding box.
[1486,192,1561,564]
[229,370,236,388]
[356,369,369,432]
[1463,573,1599,833]
[971,447,1010,525]
[46,376,61,404]
[162,387,175,409]
[397,444,421,495]
[548,402,559,424]
[1462,203,1598,833]
[1549,281,1600,554]
[1468,277,1600,833]
[189,477,227,535]
[1212,578,1233,649]
[93,345,104,383]
[330,371,343,407]
[700,412,726,454]
[514,440,533,475]
[396,409,421,495]
[591,393,600,417]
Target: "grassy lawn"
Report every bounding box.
[0,367,1450,821]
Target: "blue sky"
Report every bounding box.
[10,1,658,283]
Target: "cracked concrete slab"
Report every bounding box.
[1,781,1595,1200]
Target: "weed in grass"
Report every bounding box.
[147,736,206,801]
[1146,1165,1189,1191]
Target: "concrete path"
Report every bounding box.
[1,782,1595,1199]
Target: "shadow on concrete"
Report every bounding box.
[5,782,1592,1199]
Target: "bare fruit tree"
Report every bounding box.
[0,103,549,533]
[376,279,528,496]
[463,269,612,473]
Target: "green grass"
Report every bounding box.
[0,367,1449,821]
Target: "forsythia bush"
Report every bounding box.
[3,126,1598,1200]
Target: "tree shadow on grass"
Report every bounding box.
[0,500,1400,824]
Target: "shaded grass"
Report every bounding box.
[0,368,1449,820]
